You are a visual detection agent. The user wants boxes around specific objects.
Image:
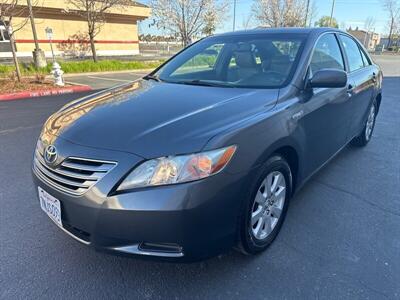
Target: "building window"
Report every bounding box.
[0,23,10,43]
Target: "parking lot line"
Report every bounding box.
[87,76,134,83]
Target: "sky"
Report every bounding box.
[138,0,390,36]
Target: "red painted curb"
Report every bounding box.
[0,85,93,101]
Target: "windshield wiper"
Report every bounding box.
[143,74,161,82]
[179,80,234,88]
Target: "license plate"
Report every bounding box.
[38,187,62,227]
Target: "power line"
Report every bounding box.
[233,0,237,31]
[329,0,336,26]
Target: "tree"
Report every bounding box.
[242,13,254,30]
[251,0,308,28]
[305,0,318,27]
[0,0,31,82]
[382,0,400,47]
[364,16,376,32]
[202,9,218,36]
[66,0,128,62]
[315,15,339,28]
[149,0,229,47]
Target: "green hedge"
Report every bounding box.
[0,60,163,77]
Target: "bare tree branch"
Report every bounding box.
[382,0,400,47]
[252,0,308,28]
[65,0,128,62]
[364,16,376,32]
[150,0,229,46]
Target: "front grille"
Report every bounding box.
[33,150,116,196]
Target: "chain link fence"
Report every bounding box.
[138,42,183,58]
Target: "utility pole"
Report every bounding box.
[233,0,236,31]
[329,0,336,27]
[388,17,394,48]
[304,0,310,27]
[27,0,47,68]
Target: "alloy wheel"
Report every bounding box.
[250,171,286,241]
[365,104,376,141]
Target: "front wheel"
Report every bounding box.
[237,155,292,255]
[350,100,377,147]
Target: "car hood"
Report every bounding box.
[42,80,279,158]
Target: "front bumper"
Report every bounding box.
[32,137,252,261]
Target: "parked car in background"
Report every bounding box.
[33,28,382,261]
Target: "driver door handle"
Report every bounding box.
[372,72,377,83]
[347,84,354,97]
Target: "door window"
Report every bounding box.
[340,35,365,72]
[359,48,371,66]
[310,34,344,75]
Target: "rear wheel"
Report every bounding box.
[350,100,377,147]
[237,155,292,255]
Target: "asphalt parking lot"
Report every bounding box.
[65,71,148,90]
[0,62,399,299]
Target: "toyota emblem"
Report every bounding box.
[44,145,58,165]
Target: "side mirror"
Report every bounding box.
[308,69,347,88]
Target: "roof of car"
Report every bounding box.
[215,27,345,37]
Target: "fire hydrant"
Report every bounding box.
[51,62,64,86]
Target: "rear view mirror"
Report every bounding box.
[308,69,347,88]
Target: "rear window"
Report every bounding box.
[359,48,371,66]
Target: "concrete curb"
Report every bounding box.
[0,85,92,102]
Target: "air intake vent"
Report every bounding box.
[33,150,116,196]
[139,243,183,254]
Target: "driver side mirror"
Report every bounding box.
[308,69,347,89]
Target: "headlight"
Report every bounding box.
[117,145,237,191]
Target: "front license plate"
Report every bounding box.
[38,187,62,227]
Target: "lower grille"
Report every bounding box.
[33,150,116,196]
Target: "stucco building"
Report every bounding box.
[347,28,380,51]
[0,0,150,58]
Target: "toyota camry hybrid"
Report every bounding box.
[32,28,382,261]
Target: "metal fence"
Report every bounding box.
[138,42,183,57]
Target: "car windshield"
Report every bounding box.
[152,33,307,89]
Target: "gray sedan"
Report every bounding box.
[32,27,382,261]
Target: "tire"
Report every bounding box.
[237,155,292,255]
[350,100,378,147]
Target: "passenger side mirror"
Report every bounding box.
[308,69,347,89]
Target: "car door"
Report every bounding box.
[300,33,353,175]
[338,34,376,141]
